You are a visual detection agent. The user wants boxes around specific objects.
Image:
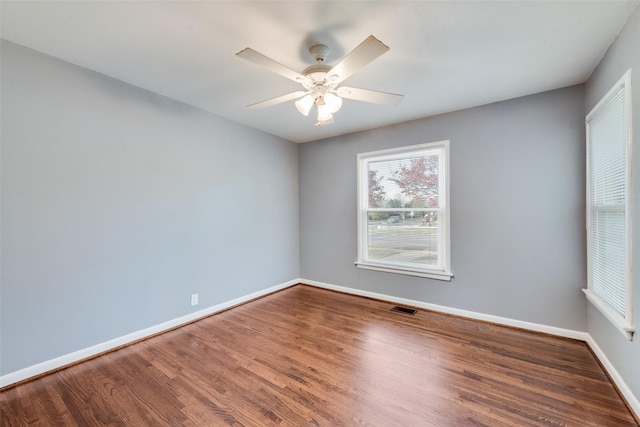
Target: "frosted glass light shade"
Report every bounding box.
[323,92,343,113]
[314,116,334,126]
[317,108,333,122]
[295,94,314,116]
[316,104,334,122]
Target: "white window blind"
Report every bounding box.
[584,69,634,340]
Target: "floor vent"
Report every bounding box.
[391,306,417,315]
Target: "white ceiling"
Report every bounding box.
[1,1,638,143]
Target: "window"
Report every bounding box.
[584,69,634,340]
[356,141,452,280]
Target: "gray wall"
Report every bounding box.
[585,6,640,405]
[300,85,587,331]
[4,10,637,404]
[0,40,300,374]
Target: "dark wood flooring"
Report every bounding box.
[1,284,638,426]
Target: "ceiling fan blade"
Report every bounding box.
[328,36,390,85]
[247,91,308,109]
[337,86,403,105]
[236,48,308,83]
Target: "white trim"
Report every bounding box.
[583,288,635,340]
[0,279,299,388]
[3,277,638,422]
[301,278,640,420]
[300,278,587,340]
[585,68,633,340]
[586,69,632,121]
[586,334,640,420]
[356,140,449,161]
[355,261,453,281]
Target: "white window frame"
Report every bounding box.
[356,141,452,281]
[583,69,634,341]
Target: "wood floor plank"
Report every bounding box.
[1,284,637,426]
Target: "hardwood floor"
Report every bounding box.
[1,284,637,426]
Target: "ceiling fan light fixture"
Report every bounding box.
[314,116,334,127]
[322,92,342,113]
[323,92,343,113]
[237,35,403,128]
[316,104,334,122]
[295,94,314,116]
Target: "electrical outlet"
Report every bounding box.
[190,293,199,306]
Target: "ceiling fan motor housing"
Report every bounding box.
[301,64,337,91]
[309,44,330,63]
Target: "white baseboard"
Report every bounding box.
[0,279,299,388]
[299,278,639,421]
[585,335,640,420]
[300,278,588,340]
[3,277,638,422]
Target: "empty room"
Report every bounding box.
[1,1,639,425]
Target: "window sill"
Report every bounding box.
[355,261,453,281]
[583,288,635,341]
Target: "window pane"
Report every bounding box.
[368,154,439,209]
[357,140,450,279]
[584,70,632,335]
[589,87,626,206]
[366,212,440,267]
[590,207,626,316]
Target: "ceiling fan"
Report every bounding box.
[236,35,403,126]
